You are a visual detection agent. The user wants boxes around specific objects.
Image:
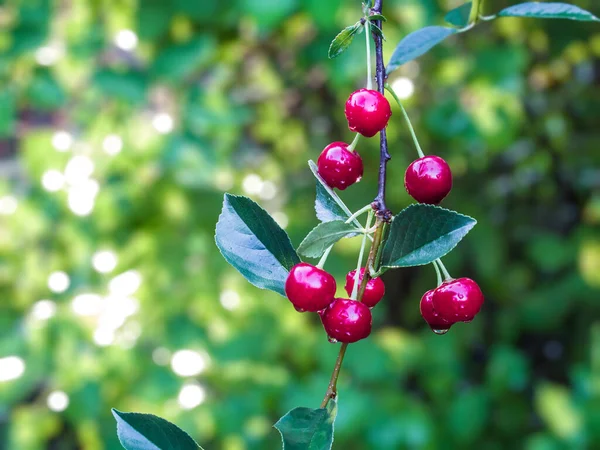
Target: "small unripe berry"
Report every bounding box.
[345,89,392,137]
[431,278,484,323]
[344,268,385,308]
[285,263,336,312]
[404,155,452,204]
[317,142,363,190]
[321,298,372,343]
[419,289,453,334]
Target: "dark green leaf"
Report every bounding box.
[386,26,457,75]
[298,220,359,258]
[215,194,300,296]
[274,398,337,450]
[368,14,387,22]
[370,23,385,40]
[328,23,363,59]
[445,2,472,27]
[497,2,599,21]
[112,409,202,450]
[315,183,347,223]
[381,204,476,268]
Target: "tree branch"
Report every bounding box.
[371,0,392,221]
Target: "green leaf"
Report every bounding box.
[112,409,202,450]
[308,160,361,226]
[369,22,385,41]
[368,14,387,22]
[298,220,359,258]
[274,398,338,450]
[215,194,300,296]
[386,26,457,75]
[445,2,472,27]
[381,204,476,268]
[497,2,599,21]
[315,182,347,223]
[328,23,363,59]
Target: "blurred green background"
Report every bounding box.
[1,0,600,449]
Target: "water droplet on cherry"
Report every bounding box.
[327,336,338,343]
[432,328,449,335]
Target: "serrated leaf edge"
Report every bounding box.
[328,22,363,59]
[381,204,477,268]
[214,193,300,296]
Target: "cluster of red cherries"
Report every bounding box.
[285,88,484,342]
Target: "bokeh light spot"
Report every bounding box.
[171,349,209,377]
[0,356,25,382]
[48,271,70,293]
[47,391,69,412]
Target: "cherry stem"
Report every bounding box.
[433,260,442,286]
[317,245,333,269]
[351,209,374,300]
[371,0,391,220]
[347,133,361,152]
[385,83,425,159]
[345,203,372,226]
[320,342,348,408]
[468,0,483,25]
[365,19,373,90]
[435,258,452,281]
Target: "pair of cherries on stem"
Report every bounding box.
[285,263,385,343]
[420,277,484,334]
[317,89,452,204]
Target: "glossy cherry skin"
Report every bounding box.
[344,268,385,308]
[431,278,484,323]
[345,89,392,137]
[420,289,453,333]
[404,155,452,204]
[317,142,363,190]
[321,298,372,343]
[285,263,336,312]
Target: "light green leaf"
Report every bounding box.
[298,220,360,258]
[274,398,338,450]
[381,204,476,268]
[315,182,347,223]
[497,2,599,21]
[386,26,458,75]
[112,409,202,450]
[215,194,300,296]
[328,23,363,59]
[368,14,387,22]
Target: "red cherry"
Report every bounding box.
[404,155,452,204]
[321,298,372,343]
[345,89,392,137]
[431,278,484,323]
[419,289,453,334]
[317,142,363,190]
[285,263,336,312]
[344,268,385,308]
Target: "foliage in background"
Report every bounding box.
[1,0,600,449]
